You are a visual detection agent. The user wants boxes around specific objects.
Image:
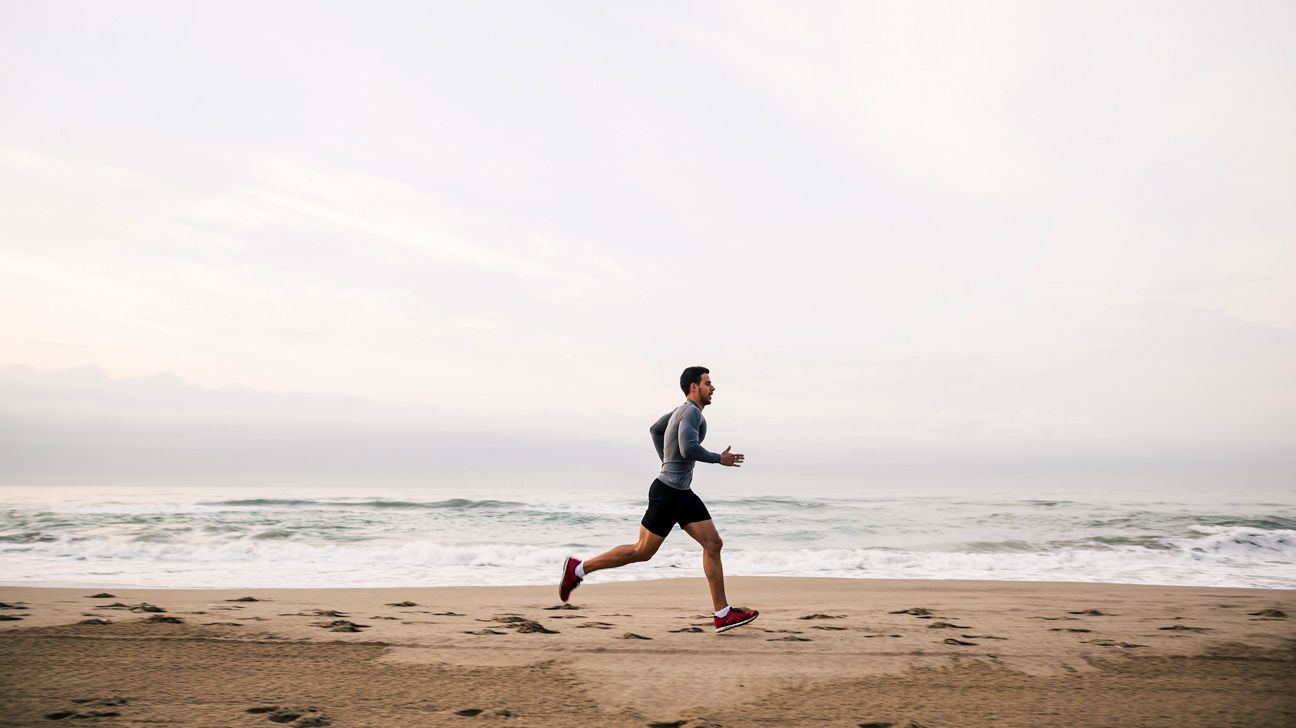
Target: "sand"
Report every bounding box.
[1,577,1293,727]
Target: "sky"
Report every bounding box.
[2,1,1294,494]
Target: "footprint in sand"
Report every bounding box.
[769,635,812,641]
[799,613,846,620]
[811,625,848,630]
[226,596,263,602]
[290,609,349,618]
[89,602,165,613]
[543,603,583,611]
[45,709,122,720]
[1248,609,1287,620]
[93,603,129,611]
[45,697,129,721]
[670,626,705,633]
[433,611,465,616]
[925,622,969,629]
[576,622,615,629]
[1049,627,1092,633]
[489,616,558,634]
[85,593,116,599]
[888,607,933,617]
[963,634,1008,640]
[386,601,418,607]
[452,707,516,719]
[942,637,977,646]
[1158,625,1211,633]
[313,619,368,632]
[0,602,29,610]
[1084,639,1145,648]
[0,614,25,621]
[143,615,184,624]
[621,633,652,640]
[247,705,331,726]
[465,628,506,635]
[78,618,113,625]
[1067,609,1107,616]
[511,621,558,634]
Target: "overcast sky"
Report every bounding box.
[2,1,1293,493]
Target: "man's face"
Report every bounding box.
[695,373,714,404]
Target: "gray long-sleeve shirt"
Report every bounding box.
[649,400,721,490]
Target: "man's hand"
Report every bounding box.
[720,446,745,467]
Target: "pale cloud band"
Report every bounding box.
[1,2,1292,491]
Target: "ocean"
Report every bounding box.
[1,485,1293,589]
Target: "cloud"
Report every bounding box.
[0,365,644,488]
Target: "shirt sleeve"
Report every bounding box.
[649,411,671,462]
[678,407,721,464]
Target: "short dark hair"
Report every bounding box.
[679,366,710,395]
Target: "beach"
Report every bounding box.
[2,577,1293,727]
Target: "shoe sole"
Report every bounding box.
[715,612,759,633]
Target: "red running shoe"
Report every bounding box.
[714,606,759,633]
[559,556,582,602]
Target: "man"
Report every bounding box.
[559,366,759,633]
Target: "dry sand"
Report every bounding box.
[1,577,1293,727]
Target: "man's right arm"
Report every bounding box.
[649,411,671,462]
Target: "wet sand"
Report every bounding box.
[1,577,1293,727]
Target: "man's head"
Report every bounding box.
[680,365,714,406]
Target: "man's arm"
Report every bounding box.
[649,411,671,462]
[677,408,722,464]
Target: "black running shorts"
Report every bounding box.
[641,479,712,537]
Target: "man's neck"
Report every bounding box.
[687,394,706,410]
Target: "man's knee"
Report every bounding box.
[632,544,658,562]
[702,536,723,553]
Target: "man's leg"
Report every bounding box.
[682,519,727,612]
[581,526,665,574]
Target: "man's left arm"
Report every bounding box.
[678,408,723,464]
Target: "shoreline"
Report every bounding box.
[5,573,1293,591]
[3,577,1294,726]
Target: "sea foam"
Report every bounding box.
[1,487,1293,589]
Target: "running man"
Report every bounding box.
[559,366,759,633]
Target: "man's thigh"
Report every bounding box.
[682,519,721,548]
[635,525,667,556]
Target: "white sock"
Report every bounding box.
[714,606,731,618]
[574,561,586,579]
